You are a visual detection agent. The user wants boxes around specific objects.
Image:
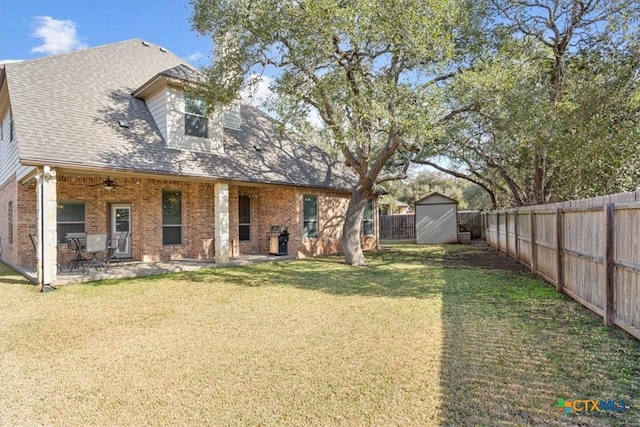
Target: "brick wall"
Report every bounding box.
[4,173,377,268]
[228,184,378,258]
[56,175,216,264]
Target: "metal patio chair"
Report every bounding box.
[82,234,109,274]
[106,231,129,267]
[66,233,88,271]
[30,233,62,272]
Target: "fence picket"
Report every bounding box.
[484,190,640,340]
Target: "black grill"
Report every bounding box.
[269,225,289,256]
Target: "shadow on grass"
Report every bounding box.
[175,248,450,299]
[178,242,640,425]
[437,245,640,426]
[0,262,32,285]
[174,242,640,425]
[26,242,640,425]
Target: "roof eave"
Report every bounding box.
[132,73,168,98]
[132,73,200,99]
[19,157,354,193]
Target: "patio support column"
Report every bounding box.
[35,166,58,290]
[214,182,230,264]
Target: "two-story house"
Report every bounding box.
[0,39,377,287]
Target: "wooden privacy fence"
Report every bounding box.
[379,214,415,240]
[458,211,483,239]
[484,190,640,341]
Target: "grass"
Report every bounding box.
[1,243,639,426]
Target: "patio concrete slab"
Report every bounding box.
[17,254,296,286]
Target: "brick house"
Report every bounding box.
[0,39,377,286]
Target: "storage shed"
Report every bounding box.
[415,192,459,244]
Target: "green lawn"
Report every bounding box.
[1,243,638,426]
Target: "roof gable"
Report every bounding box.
[132,63,205,99]
[414,192,459,205]
[3,39,356,191]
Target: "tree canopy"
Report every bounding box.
[190,0,485,264]
[414,0,640,207]
[190,0,639,259]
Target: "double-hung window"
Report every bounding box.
[239,195,251,241]
[184,94,208,138]
[162,190,182,245]
[363,200,374,236]
[303,195,318,238]
[57,202,85,243]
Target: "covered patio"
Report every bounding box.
[17,253,295,286]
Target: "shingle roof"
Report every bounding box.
[3,39,355,190]
[160,64,204,83]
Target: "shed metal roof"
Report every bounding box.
[414,192,459,205]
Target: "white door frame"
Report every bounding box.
[110,203,131,258]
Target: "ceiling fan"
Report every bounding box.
[90,176,129,191]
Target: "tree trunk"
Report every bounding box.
[533,151,546,204]
[343,184,368,266]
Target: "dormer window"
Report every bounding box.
[184,94,208,138]
[135,68,224,154]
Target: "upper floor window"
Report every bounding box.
[363,200,374,236]
[303,195,318,239]
[162,190,182,245]
[184,94,208,138]
[57,202,85,244]
[239,195,251,241]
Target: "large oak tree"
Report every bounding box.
[190,0,483,264]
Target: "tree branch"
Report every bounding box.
[412,159,498,209]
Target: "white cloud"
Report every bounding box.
[0,59,24,65]
[241,73,276,106]
[187,51,205,63]
[31,16,87,55]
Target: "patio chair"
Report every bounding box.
[106,231,129,267]
[82,234,109,274]
[66,233,88,271]
[30,233,62,272]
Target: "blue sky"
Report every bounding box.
[0,0,212,65]
[0,0,275,103]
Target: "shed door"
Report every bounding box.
[416,204,457,244]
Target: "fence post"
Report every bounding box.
[495,212,500,251]
[530,211,537,274]
[514,210,520,263]
[604,203,615,326]
[556,208,564,292]
[505,211,509,257]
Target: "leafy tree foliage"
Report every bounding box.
[414,0,640,207]
[382,170,493,211]
[190,0,484,264]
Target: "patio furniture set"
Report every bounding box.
[49,231,130,274]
